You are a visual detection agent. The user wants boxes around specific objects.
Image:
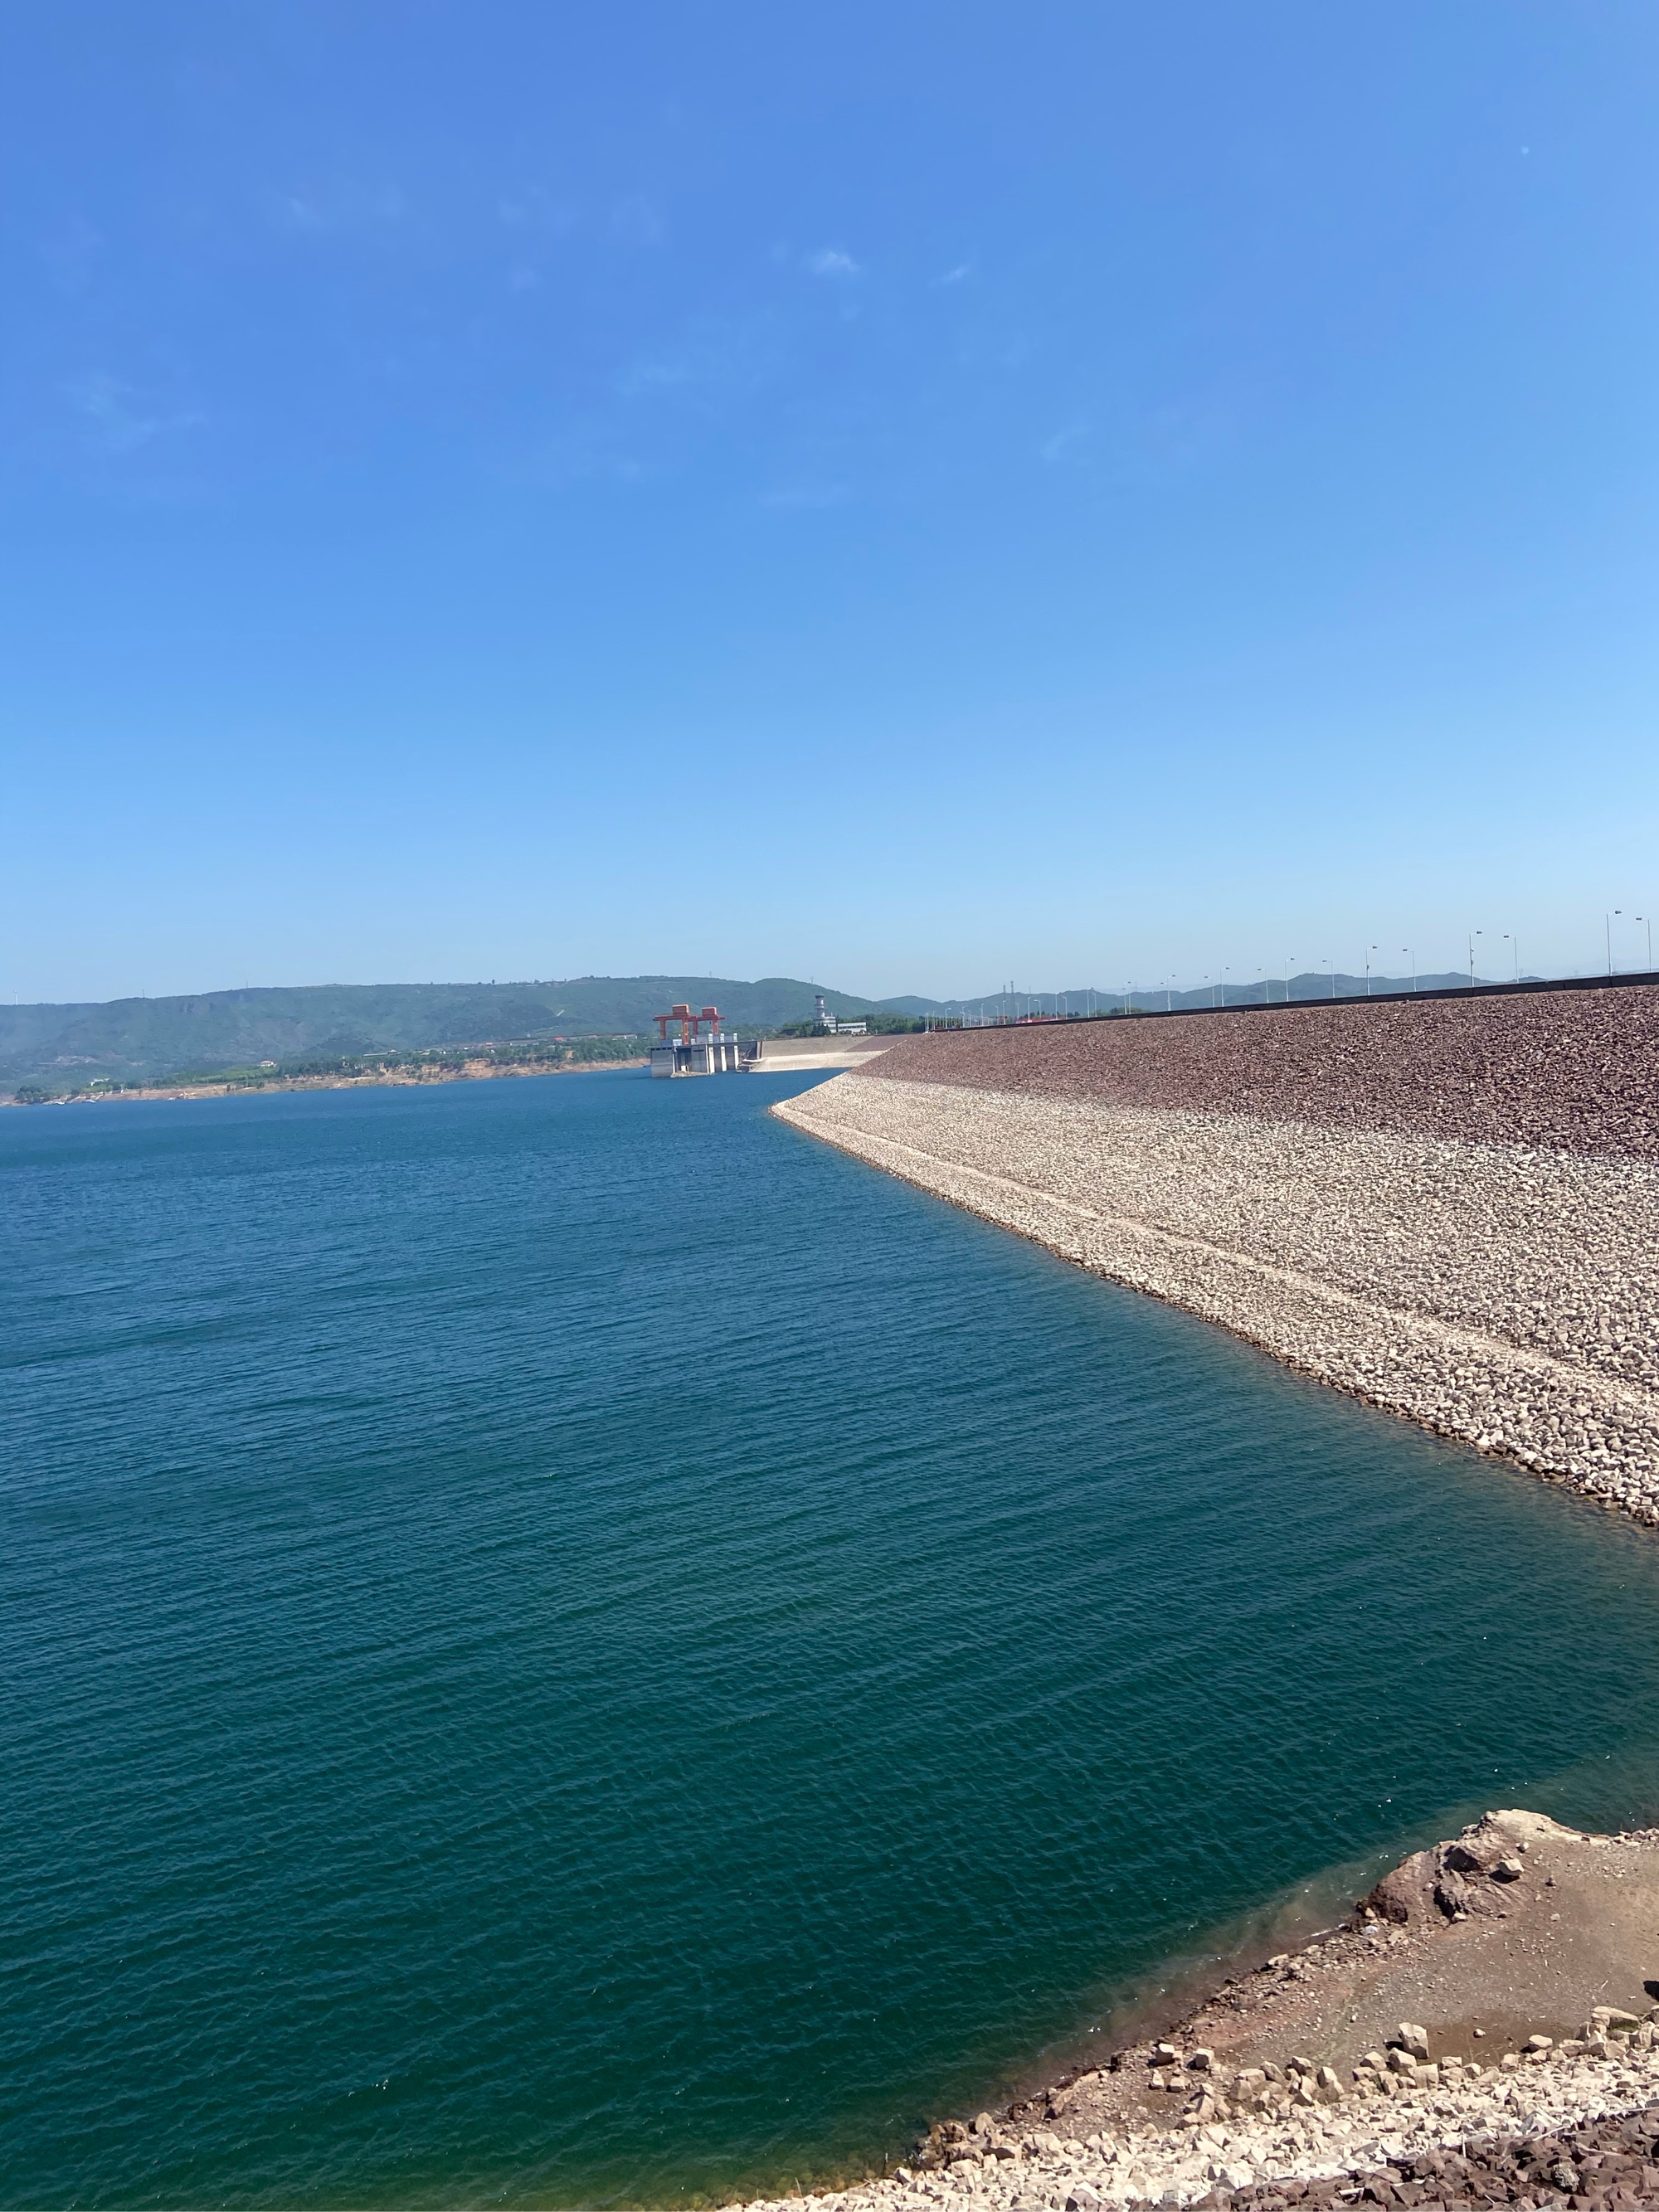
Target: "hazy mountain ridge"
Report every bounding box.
[0,970,1518,1092]
[0,977,908,1091]
[1092,970,1496,1013]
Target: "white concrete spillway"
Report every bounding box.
[649,1034,897,1077]
[649,1035,747,1077]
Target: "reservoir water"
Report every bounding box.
[8,1069,1659,2210]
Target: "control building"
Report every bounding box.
[649,1003,750,1077]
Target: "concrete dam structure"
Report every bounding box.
[774,983,1659,1521]
[648,996,898,1077]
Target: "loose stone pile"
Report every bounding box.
[737,2022,1659,2212]
[773,1069,1659,1518]
[727,1809,1659,2210]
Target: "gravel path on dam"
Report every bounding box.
[771,990,1659,1518]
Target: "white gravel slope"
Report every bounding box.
[732,2040,1659,2212]
[772,1077,1659,1516]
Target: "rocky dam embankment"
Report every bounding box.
[772,985,1659,1520]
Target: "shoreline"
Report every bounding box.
[773,1067,1659,1528]
[1,1055,649,1106]
[758,992,1659,2202]
[731,1811,1659,2212]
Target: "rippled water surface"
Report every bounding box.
[9,1071,1659,2210]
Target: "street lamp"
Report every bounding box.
[1467,929,1481,986]
[1608,912,1622,975]
[1637,916,1653,971]
[1403,947,1416,992]
[1502,932,1519,982]
[1364,944,1379,995]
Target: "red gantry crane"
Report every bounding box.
[652,1004,722,1043]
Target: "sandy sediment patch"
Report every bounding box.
[772,1077,1659,1515]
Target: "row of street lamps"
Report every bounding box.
[1608,911,1654,975]
[943,916,1652,1026]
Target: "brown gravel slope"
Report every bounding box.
[865,989,1659,1162]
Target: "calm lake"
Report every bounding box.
[7,1069,1659,2209]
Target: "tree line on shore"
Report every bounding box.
[11,1033,648,1103]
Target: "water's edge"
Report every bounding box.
[771,1078,1659,1529]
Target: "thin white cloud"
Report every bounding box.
[66,375,204,454]
[935,262,974,286]
[759,482,853,511]
[527,424,648,489]
[37,216,105,295]
[805,248,860,279]
[618,313,781,403]
[268,181,406,235]
[611,195,665,248]
[497,189,578,234]
[1040,421,1091,466]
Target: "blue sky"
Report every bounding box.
[3,0,1655,1003]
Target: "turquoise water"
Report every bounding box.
[7,1070,1659,2210]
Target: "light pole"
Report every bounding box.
[1403,947,1416,992]
[1467,930,1481,985]
[1608,912,1621,975]
[1284,958,1297,1004]
[1326,960,1336,999]
[1365,945,1378,995]
[1502,932,1519,981]
[1638,916,1653,971]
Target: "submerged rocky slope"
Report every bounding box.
[773,986,1659,1519]
[732,1811,1659,2210]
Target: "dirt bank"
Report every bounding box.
[732,1813,1659,2212]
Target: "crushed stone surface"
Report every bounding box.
[862,989,1659,1164]
[752,997,1659,2210]
[772,1078,1659,1515]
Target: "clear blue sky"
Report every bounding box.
[3,1,1655,1004]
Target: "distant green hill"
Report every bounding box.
[0,967,1520,1096]
[942,972,1490,1017]
[0,976,915,1093]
